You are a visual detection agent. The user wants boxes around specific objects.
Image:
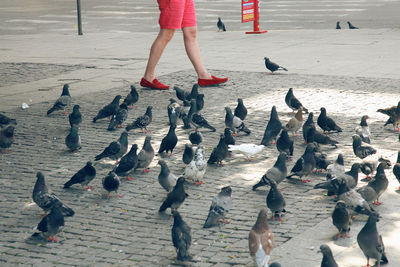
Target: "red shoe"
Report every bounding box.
[198,75,228,87]
[140,78,169,90]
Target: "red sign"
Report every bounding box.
[242,0,255,23]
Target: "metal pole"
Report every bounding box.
[77,0,83,35]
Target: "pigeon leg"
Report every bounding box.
[301,179,311,183]
[143,168,151,173]
[232,133,238,137]
[129,105,135,109]
[126,176,134,181]
[337,232,341,239]
[83,186,95,191]
[194,180,204,186]
[117,193,122,198]
[373,201,382,206]
[117,125,124,128]
[218,219,230,224]
[40,214,46,218]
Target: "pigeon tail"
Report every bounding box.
[63,180,74,188]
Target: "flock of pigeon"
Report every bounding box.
[1,79,399,266]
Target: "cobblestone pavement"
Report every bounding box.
[1,69,400,266]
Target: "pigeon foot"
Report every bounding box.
[84,186,95,191]
[143,168,151,173]
[126,176,134,181]
[301,179,311,183]
[373,201,382,206]
[218,219,230,224]
[194,180,204,186]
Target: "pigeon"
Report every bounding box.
[336,163,360,189]
[331,200,351,238]
[225,107,251,135]
[336,21,341,29]
[313,173,341,196]
[95,131,128,162]
[264,176,286,221]
[248,208,274,267]
[302,112,314,143]
[196,94,205,112]
[65,125,81,152]
[107,103,128,131]
[135,135,154,173]
[359,156,390,179]
[319,244,339,267]
[285,107,303,136]
[394,151,400,189]
[181,143,194,164]
[314,151,332,172]
[191,113,216,132]
[122,85,139,108]
[347,21,359,29]
[171,210,192,262]
[269,263,281,267]
[366,161,389,205]
[234,98,247,120]
[64,161,96,190]
[113,144,138,180]
[228,144,265,160]
[187,84,199,101]
[187,99,198,124]
[0,113,17,126]
[203,186,232,228]
[286,144,316,183]
[102,171,121,197]
[217,17,226,31]
[174,84,198,102]
[284,88,309,113]
[208,134,228,166]
[327,153,345,178]
[157,160,177,192]
[183,146,207,185]
[253,152,287,190]
[317,107,342,133]
[357,213,388,267]
[0,125,15,154]
[168,99,182,126]
[32,206,64,242]
[355,115,371,144]
[189,130,203,145]
[306,125,339,147]
[47,84,71,115]
[125,106,152,132]
[377,101,400,131]
[276,129,294,157]
[261,106,282,145]
[92,95,121,122]
[68,105,82,127]
[32,172,75,217]
[264,57,288,74]
[158,124,178,156]
[352,135,377,159]
[223,128,236,146]
[159,177,188,212]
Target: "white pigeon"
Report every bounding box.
[355,115,371,144]
[228,144,265,160]
[183,146,207,185]
[327,153,345,178]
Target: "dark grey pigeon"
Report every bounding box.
[181,112,192,129]
[207,134,228,166]
[332,200,351,238]
[217,17,226,31]
[286,144,316,183]
[65,125,81,152]
[223,128,235,146]
[102,171,121,197]
[125,106,152,132]
[122,85,139,108]
[317,107,342,133]
[336,163,360,189]
[276,129,294,157]
[47,84,71,115]
[269,263,281,267]
[357,183,378,206]
[352,135,376,159]
[225,106,251,135]
[355,115,371,144]
[234,98,247,120]
[314,151,332,172]
[68,105,82,127]
[336,21,341,29]
[306,125,339,147]
[136,135,154,173]
[284,88,308,113]
[173,86,190,102]
[347,21,359,29]
[189,130,203,145]
[114,144,138,180]
[187,84,199,101]
[95,131,128,162]
[253,152,287,190]
[357,213,388,267]
[261,106,282,145]
[203,186,232,228]
[377,101,400,131]
[0,125,15,154]
[187,99,197,123]
[182,144,194,164]
[264,176,286,221]
[107,103,128,131]
[33,172,74,217]
[159,177,188,212]
[319,244,339,267]
[0,113,17,126]
[157,160,177,192]
[92,95,121,122]
[172,210,192,262]
[32,206,64,242]
[158,124,178,156]
[302,112,314,143]
[264,57,288,74]
[192,113,216,132]
[366,162,389,205]
[393,151,400,189]
[64,161,96,190]
[196,94,204,112]
[360,157,390,180]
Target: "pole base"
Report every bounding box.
[245,30,268,34]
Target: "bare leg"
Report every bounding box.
[182,26,211,79]
[143,29,176,81]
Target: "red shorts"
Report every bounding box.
[157,0,197,29]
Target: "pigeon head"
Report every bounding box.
[335,200,347,209]
[305,143,315,154]
[119,103,128,110]
[157,159,166,166]
[128,144,138,153]
[253,208,269,232]
[336,153,344,165]
[225,106,233,115]
[86,161,93,167]
[277,152,287,162]
[172,210,184,226]
[220,186,232,196]
[33,172,47,196]
[350,163,360,172]
[237,98,243,104]
[360,115,369,126]
[130,85,137,92]
[288,88,293,95]
[145,106,153,114]
[73,105,80,111]
[169,98,177,104]
[378,157,391,168]
[112,95,122,103]
[320,107,327,115]
[367,212,380,223]
[264,57,269,62]
[3,125,15,137]
[176,177,186,186]
[120,131,128,140]
[224,128,232,135]
[61,84,70,95]
[352,135,362,147]
[305,112,314,123]
[319,244,334,257]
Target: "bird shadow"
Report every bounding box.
[332,234,354,248]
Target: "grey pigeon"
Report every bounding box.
[355,115,371,144]
[47,84,71,115]
[187,84,199,101]
[314,151,332,172]
[393,151,400,189]
[183,146,207,185]
[168,99,182,126]
[366,162,389,205]
[182,144,194,164]
[332,200,351,238]
[125,106,152,132]
[135,135,154,173]
[196,94,204,112]
[336,21,341,29]
[207,134,228,166]
[171,210,192,262]
[306,125,339,147]
[264,176,286,221]
[336,163,360,189]
[92,95,121,122]
[313,173,340,197]
[107,103,128,131]
[347,21,359,29]
[286,144,316,183]
[319,244,339,267]
[327,153,345,178]
[65,125,81,152]
[253,152,287,190]
[203,186,232,228]
[352,135,376,159]
[359,156,390,180]
[68,105,82,127]
[114,144,138,180]
[95,131,128,162]
[64,161,96,190]
[159,177,188,212]
[157,160,177,192]
[122,85,139,108]
[102,171,121,197]
[0,113,17,126]
[264,57,288,74]
[33,172,74,217]
[284,88,308,113]
[189,130,203,145]
[192,113,216,132]
[317,107,342,133]
[234,98,247,120]
[0,125,15,154]
[378,101,400,131]
[32,206,64,242]
[276,129,294,157]
[223,128,236,146]
[158,124,178,156]
[217,17,226,31]
[357,183,378,206]
[225,106,251,135]
[357,213,388,267]
[302,112,314,143]
[173,86,190,102]
[261,106,282,145]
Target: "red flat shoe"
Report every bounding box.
[140,77,169,90]
[198,75,228,87]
